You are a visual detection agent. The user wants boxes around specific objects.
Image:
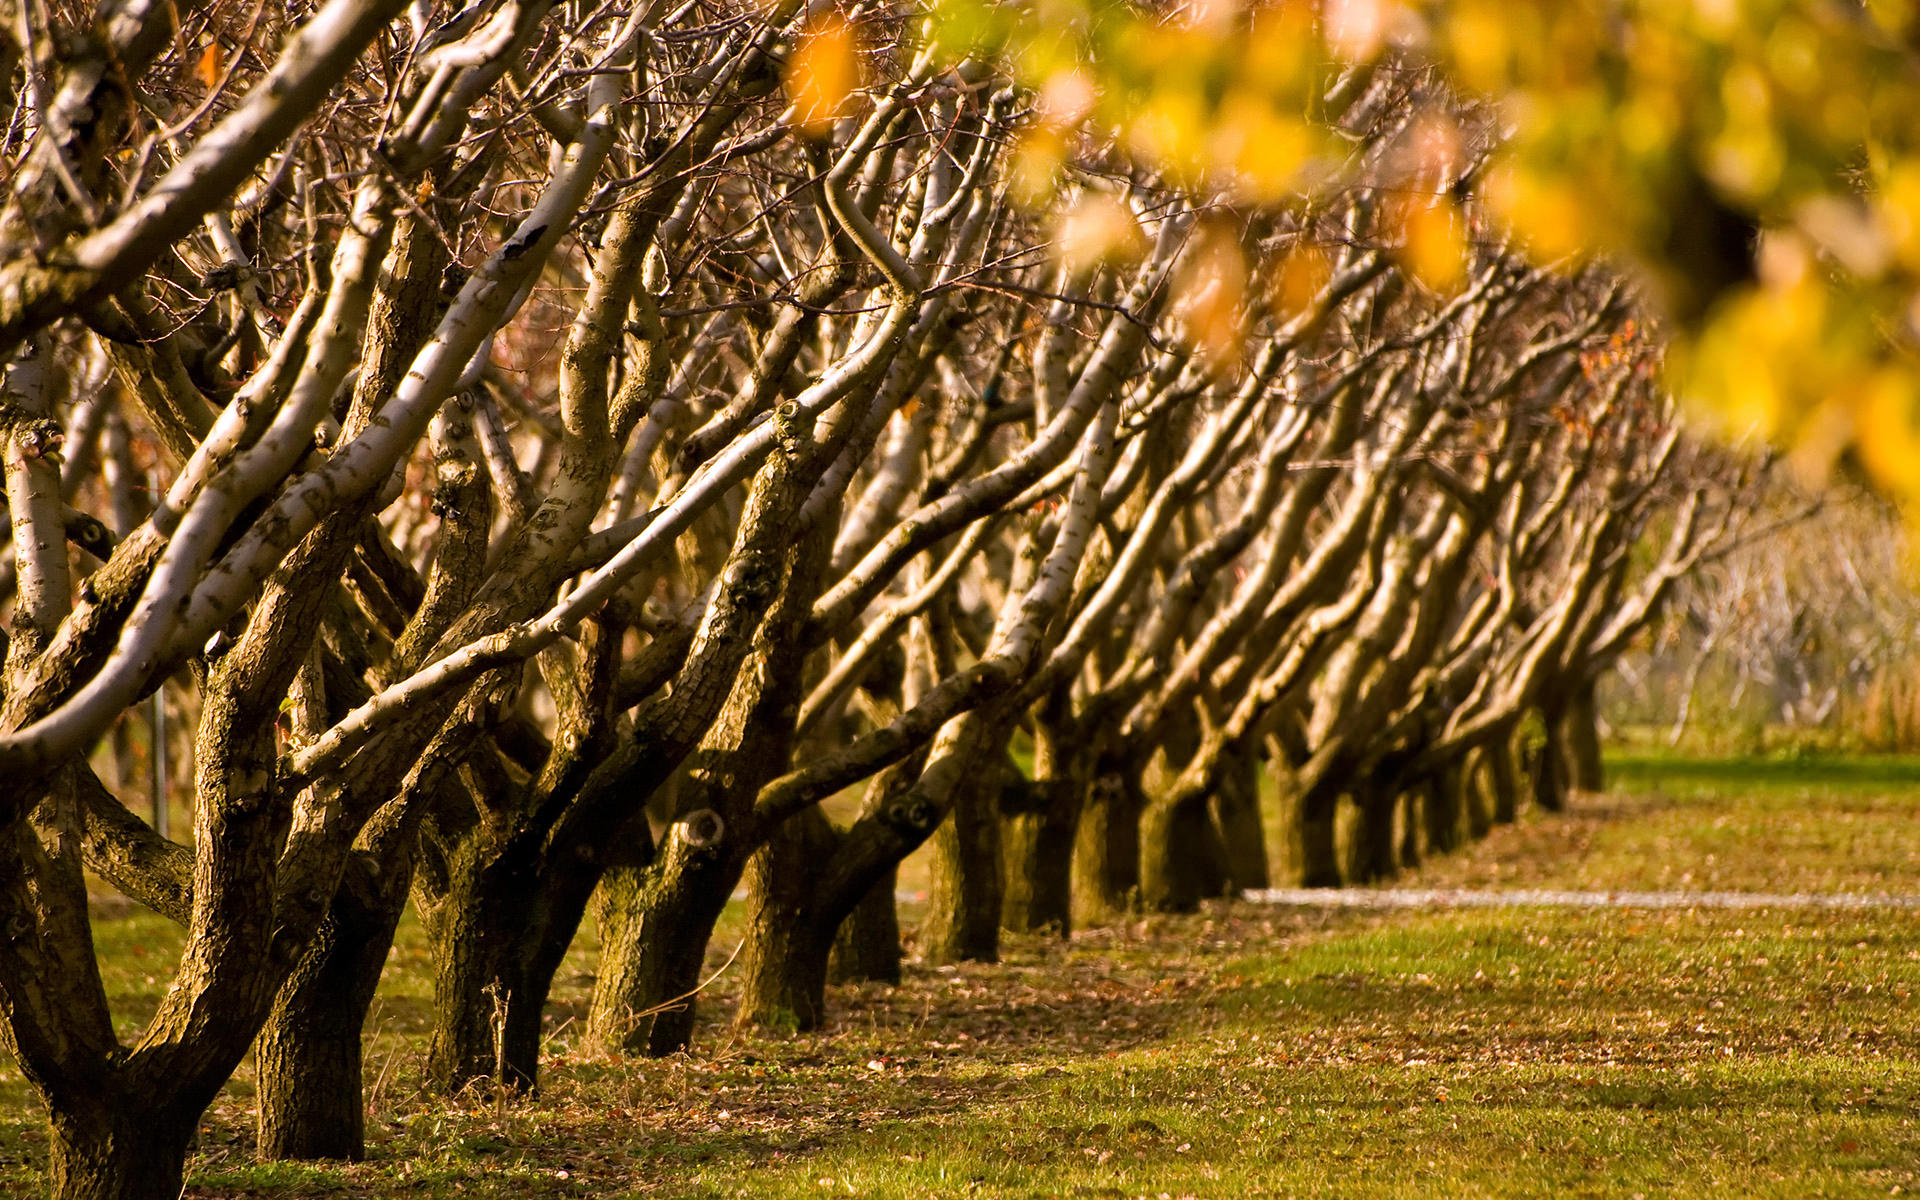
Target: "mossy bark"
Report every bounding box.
[254,853,410,1160]
[585,831,740,1056]
[736,806,839,1031]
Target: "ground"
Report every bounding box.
[2,753,1917,1198]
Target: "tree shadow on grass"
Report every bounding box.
[174,907,1352,1199]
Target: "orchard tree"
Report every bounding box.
[0,2,1829,1199]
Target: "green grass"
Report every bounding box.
[3,754,1919,1198]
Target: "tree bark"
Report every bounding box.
[1071,759,1140,923]
[585,831,740,1056]
[1423,767,1462,856]
[1210,746,1270,892]
[1298,787,1343,889]
[1400,787,1423,871]
[48,1100,201,1200]
[1138,790,1229,912]
[1529,708,1569,814]
[254,852,410,1160]
[1463,748,1494,840]
[1347,787,1400,884]
[1565,679,1605,792]
[921,734,1007,964]
[829,868,903,985]
[1487,732,1520,825]
[736,806,839,1031]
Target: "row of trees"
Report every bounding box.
[0,2,1762,1198]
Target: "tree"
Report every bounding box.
[0,2,1782,1198]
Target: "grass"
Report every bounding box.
[3,753,1919,1198]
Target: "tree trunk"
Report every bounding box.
[1298,788,1342,888]
[1463,748,1493,840]
[1530,709,1568,814]
[1399,787,1423,871]
[736,806,839,1031]
[1487,733,1519,825]
[1138,792,1228,912]
[48,1101,199,1200]
[829,868,902,985]
[1565,680,1605,792]
[921,741,1007,964]
[999,777,1075,935]
[255,841,414,1161]
[1350,789,1399,883]
[585,832,741,1056]
[1424,768,1462,856]
[1071,762,1140,923]
[1210,746,1270,892]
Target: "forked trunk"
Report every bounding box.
[49,1100,199,1200]
[256,856,411,1161]
[585,835,741,1056]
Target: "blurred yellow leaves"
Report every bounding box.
[921,0,1920,517]
[1054,193,1147,275]
[1172,222,1251,363]
[1394,195,1467,293]
[1323,0,1395,62]
[787,13,862,138]
[1269,243,1332,317]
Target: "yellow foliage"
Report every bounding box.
[1053,193,1147,275]
[786,14,861,138]
[1395,194,1467,294]
[1172,222,1252,363]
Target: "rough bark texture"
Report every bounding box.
[921,738,1006,964]
[736,805,840,1031]
[586,834,739,1055]
[48,1101,200,1200]
[828,868,903,985]
[254,853,410,1160]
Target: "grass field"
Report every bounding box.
[3,753,1917,1198]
